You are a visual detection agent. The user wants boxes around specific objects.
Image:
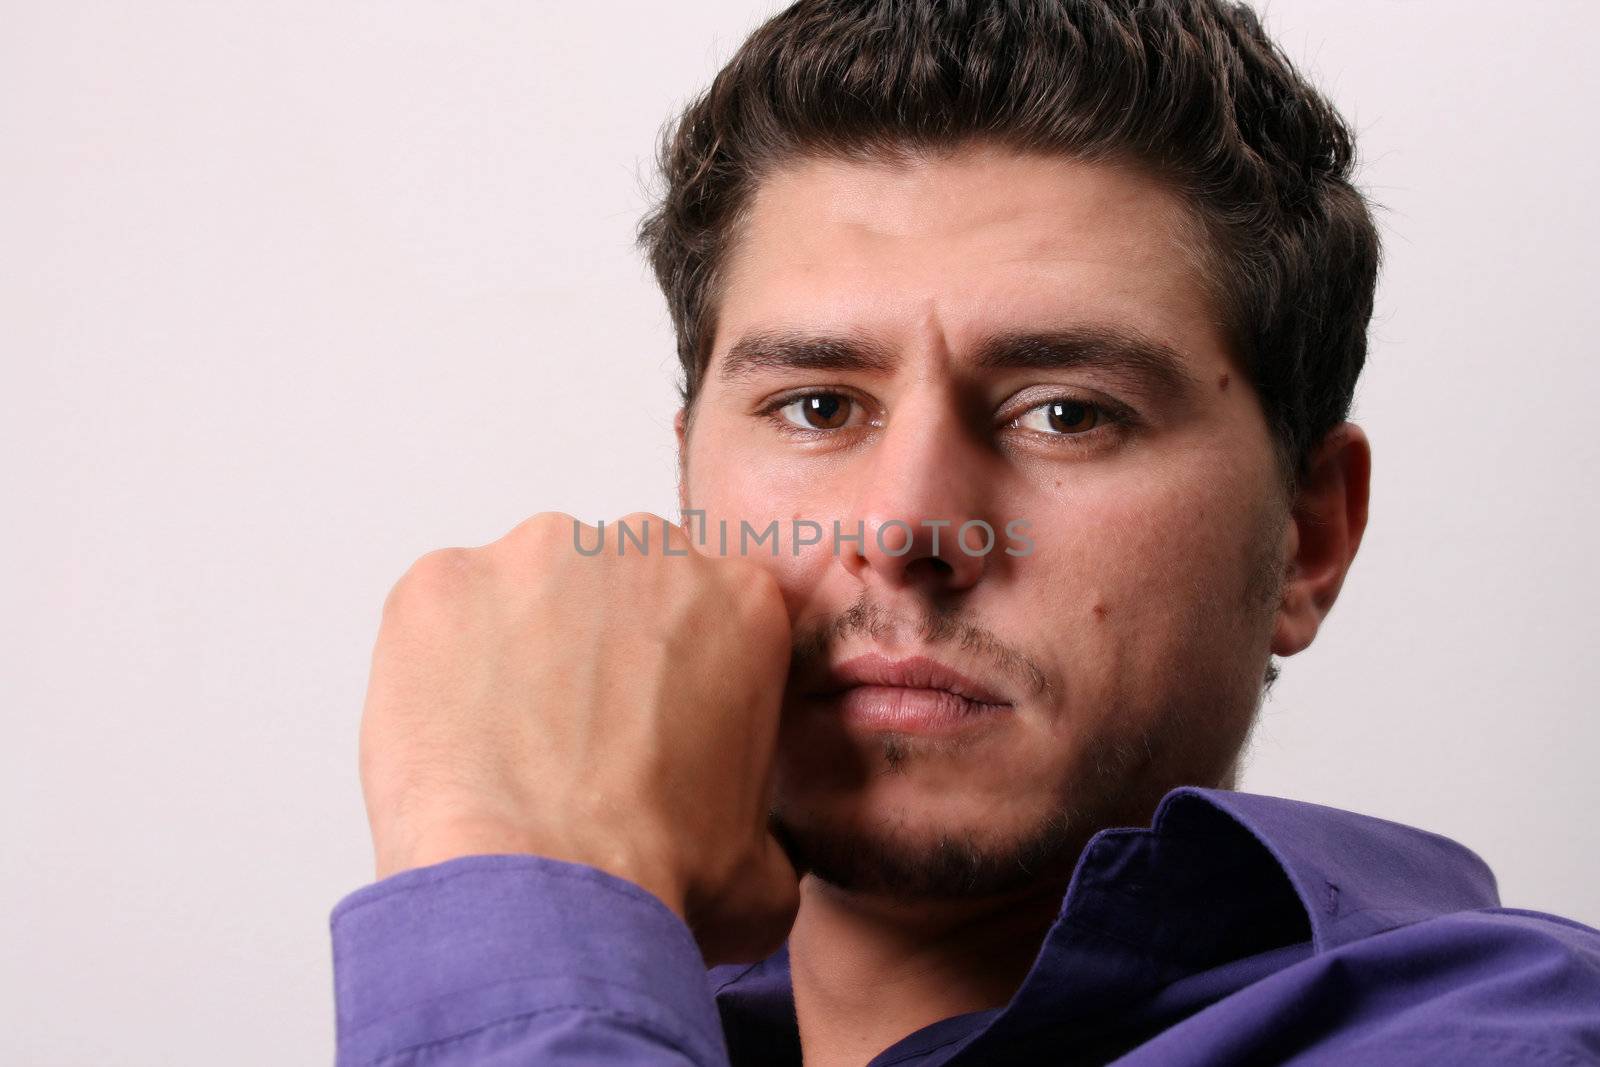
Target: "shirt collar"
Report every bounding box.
[711,787,1499,1058]
[1179,786,1499,952]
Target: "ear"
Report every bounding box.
[1271,422,1372,657]
[673,406,691,516]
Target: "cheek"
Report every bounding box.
[682,442,839,606]
[1030,478,1245,604]
[1020,474,1270,698]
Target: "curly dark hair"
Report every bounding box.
[637,0,1381,485]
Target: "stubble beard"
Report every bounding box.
[769,515,1288,902]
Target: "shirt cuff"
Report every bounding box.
[330,853,726,1066]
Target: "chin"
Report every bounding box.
[771,764,1091,899]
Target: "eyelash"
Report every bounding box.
[755,389,1132,447]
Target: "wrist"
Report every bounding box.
[375,819,689,921]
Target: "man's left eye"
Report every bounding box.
[1014,399,1102,435]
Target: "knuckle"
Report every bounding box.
[660,518,697,557]
[618,511,679,549]
[605,511,695,561]
[497,512,595,576]
[384,547,480,617]
[611,511,655,542]
[506,511,576,551]
[728,561,786,619]
[410,546,479,586]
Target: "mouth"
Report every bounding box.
[802,652,1014,736]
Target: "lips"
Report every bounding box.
[810,652,1011,707]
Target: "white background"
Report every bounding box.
[3,1,1596,1063]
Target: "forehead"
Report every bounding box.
[710,145,1229,376]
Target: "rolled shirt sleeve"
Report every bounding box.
[330,853,730,1066]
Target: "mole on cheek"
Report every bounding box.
[1218,373,1231,391]
[1092,602,1110,620]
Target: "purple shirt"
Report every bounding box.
[330,787,1600,1064]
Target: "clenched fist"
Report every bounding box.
[357,511,800,965]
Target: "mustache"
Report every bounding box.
[788,590,1053,698]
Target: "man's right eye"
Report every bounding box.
[770,392,861,431]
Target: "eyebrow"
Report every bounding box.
[715,324,1202,403]
[970,327,1201,402]
[718,330,896,381]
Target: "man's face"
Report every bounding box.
[678,145,1291,899]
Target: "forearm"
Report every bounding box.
[330,853,728,1066]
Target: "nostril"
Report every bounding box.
[909,556,954,579]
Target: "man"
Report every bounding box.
[330,1,1600,1064]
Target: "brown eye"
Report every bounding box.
[1044,400,1099,434]
[777,393,856,430]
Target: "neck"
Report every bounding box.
[786,873,1070,1067]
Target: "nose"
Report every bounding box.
[837,390,995,595]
